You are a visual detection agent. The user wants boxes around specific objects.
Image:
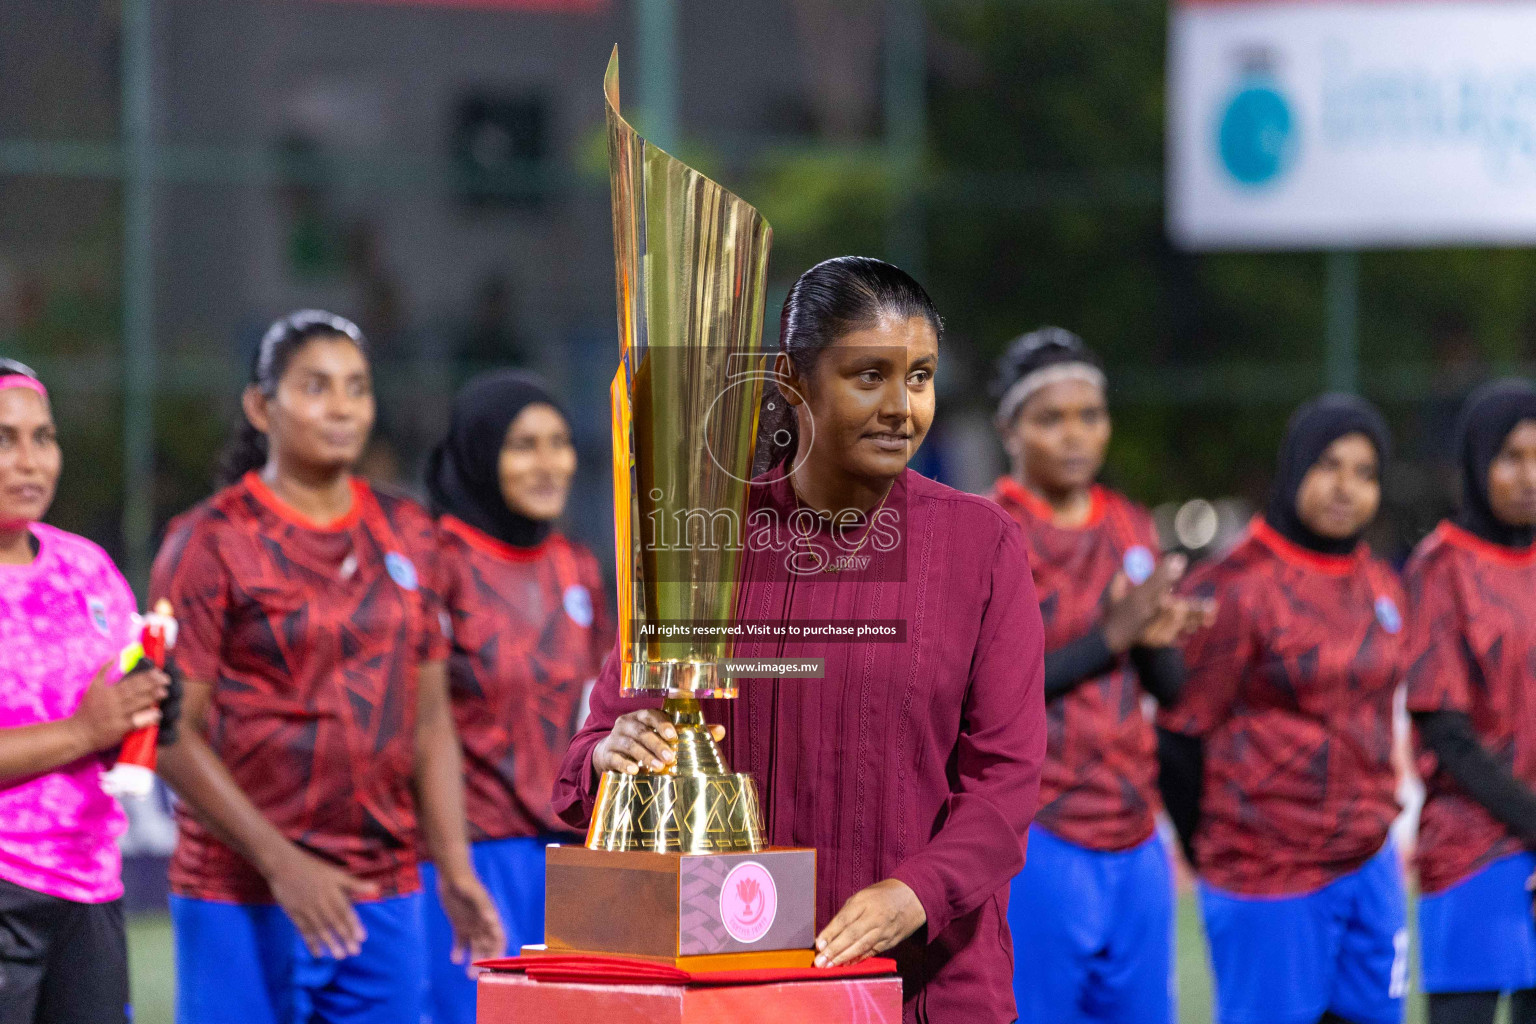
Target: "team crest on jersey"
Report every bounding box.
[86,597,110,637]
[563,584,594,628]
[1123,545,1156,585]
[1374,595,1402,635]
[385,552,419,592]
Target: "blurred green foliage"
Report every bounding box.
[8,0,1536,568]
[752,0,1536,538]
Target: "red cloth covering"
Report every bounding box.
[475,954,897,987]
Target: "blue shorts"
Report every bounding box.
[421,835,555,1024]
[170,892,426,1024]
[1009,824,1175,1024]
[1420,852,1536,995]
[1199,841,1407,1024]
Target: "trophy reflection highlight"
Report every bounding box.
[587,48,771,856]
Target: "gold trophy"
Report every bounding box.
[535,50,814,969]
[588,42,769,857]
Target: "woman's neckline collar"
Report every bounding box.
[1438,520,1536,567]
[993,476,1106,531]
[244,471,366,532]
[1250,516,1362,575]
[441,514,557,562]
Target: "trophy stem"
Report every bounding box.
[663,696,732,777]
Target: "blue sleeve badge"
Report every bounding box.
[1374,595,1402,635]
[1123,545,1156,585]
[563,584,594,628]
[385,552,419,592]
[87,596,111,637]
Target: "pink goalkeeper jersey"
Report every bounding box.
[0,522,138,903]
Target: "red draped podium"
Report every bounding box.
[475,955,902,1023]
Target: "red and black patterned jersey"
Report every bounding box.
[1160,518,1404,896]
[1403,522,1536,893]
[437,517,613,842]
[991,478,1162,851]
[151,472,449,903]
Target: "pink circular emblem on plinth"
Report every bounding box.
[720,861,778,944]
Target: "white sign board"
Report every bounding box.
[1168,0,1536,249]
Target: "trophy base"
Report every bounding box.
[545,845,816,960]
[519,944,816,972]
[587,770,764,854]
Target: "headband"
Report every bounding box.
[255,310,365,392]
[995,362,1106,429]
[0,375,47,399]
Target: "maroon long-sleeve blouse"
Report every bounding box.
[552,466,1047,1023]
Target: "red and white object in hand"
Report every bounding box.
[102,599,178,798]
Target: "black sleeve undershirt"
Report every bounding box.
[1043,629,1116,700]
[1156,728,1204,865]
[1043,629,1187,707]
[1130,645,1187,708]
[1415,710,1536,847]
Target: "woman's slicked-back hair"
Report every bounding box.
[756,256,941,473]
[215,310,368,487]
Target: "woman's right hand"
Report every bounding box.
[266,846,380,959]
[592,710,725,776]
[70,660,168,753]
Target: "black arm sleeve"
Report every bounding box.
[1157,727,1203,865]
[1044,628,1117,702]
[1415,710,1536,847]
[1130,645,1186,708]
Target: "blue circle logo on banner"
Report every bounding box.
[1217,80,1296,186]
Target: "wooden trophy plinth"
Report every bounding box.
[531,845,817,970]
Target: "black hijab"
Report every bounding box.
[1264,393,1391,556]
[1453,378,1536,549]
[427,370,569,548]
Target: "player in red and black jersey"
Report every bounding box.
[989,328,1212,1024]
[153,312,502,1024]
[1160,395,1408,1024]
[420,371,612,1024]
[1404,380,1536,1024]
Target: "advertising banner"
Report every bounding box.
[1169,0,1536,248]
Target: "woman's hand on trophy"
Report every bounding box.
[813,878,926,968]
[593,710,725,775]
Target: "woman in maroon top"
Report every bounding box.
[553,257,1047,1024]
[421,370,612,1024]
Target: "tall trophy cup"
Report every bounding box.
[534,49,816,969]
